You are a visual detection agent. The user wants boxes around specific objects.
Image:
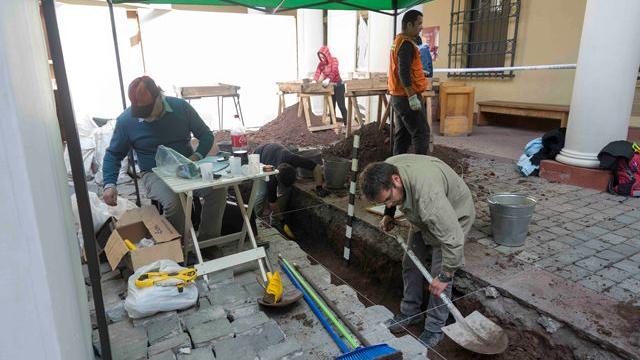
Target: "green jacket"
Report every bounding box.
[387,154,475,273]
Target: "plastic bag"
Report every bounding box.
[124,260,198,319]
[155,145,200,179]
[70,191,135,232]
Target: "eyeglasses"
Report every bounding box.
[382,186,395,206]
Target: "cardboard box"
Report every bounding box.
[105,206,183,271]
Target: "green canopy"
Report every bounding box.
[112,0,430,14]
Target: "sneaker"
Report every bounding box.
[385,313,423,334]
[418,330,444,348]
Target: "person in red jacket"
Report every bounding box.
[313,46,348,122]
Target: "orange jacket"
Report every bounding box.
[388,35,427,96]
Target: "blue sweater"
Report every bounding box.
[102,96,213,187]
[419,44,433,77]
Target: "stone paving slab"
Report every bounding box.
[92,320,148,360]
[147,312,184,345]
[177,347,215,360]
[147,333,191,357]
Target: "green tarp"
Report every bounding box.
[112,0,430,13]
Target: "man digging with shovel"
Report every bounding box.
[360,154,475,347]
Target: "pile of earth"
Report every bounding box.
[211,103,342,154]
[323,122,470,174]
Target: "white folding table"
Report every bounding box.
[152,167,277,283]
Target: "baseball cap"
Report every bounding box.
[128,76,160,118]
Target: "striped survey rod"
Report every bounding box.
[343,134,360,264]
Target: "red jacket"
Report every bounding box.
[314,46,342,83]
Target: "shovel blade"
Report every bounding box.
[442,311,509,355]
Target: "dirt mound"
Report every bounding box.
[323,122,391,169]
[432,297,575,360]
[323,122,470,174]
[211,103,341,153]
[249,104,340,149]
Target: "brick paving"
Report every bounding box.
[465,157,640,304]
[86,222,428,359]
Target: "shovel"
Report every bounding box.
[394,235,509,354]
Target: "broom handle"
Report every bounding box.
[280,257,360,349]
[279,259,350,353]
[395,236,466,323]
[293,263,370,347]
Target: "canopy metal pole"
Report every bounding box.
[108,0,142,207]
[390,0,398,154]
[41,1,112,359]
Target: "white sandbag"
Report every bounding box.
[124,260,198,319]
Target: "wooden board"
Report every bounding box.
[308,123,340,132]
[478,100,569,113]
[477,101,569,127]
[440,84,474,136]
[179,84,239,99]
[278,81,332,94]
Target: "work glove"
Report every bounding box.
[408,94,422,111]
[379,215,396,232]
[315,185,330,198]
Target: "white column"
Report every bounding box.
[556,0,640,168]
[297,9,325,115]
[0,1,93,359]
[328,10,357,76]
[367,12,394,120]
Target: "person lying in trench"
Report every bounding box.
[359,154,475,347]
[252,143,329,228]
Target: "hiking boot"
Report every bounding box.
[418,330,444,348]
[385,313,423,334]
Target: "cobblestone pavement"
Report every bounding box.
[464,157,640,305]
[86,223,428,359]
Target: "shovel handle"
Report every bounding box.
[395,235,466,324]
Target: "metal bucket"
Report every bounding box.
[295,149,322,178]
[323,156,351,189]
[488,194,537,247]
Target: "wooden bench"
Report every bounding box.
[477,101,569,127]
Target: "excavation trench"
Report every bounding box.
[285,186,625,360]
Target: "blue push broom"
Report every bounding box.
[279,256,402,360]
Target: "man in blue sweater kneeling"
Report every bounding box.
[103,76,227,241]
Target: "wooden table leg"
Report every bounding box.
[297,95,303,118]
[346,97,353,138]
[478,110,489,126]
[233,184,267,283]
[302,96,312,128]
[321,96,330,125]
[327,94,337,125]
[353,99,364,126]
[380,98,391,130]
[560,112,568,128]
[278,93,285,115]
[377,95,383,125]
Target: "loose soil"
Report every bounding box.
[433,297,575,360]
[614,300,640,338]
[323,122,470,175]
[211,104,341,153]
[295,220,576,360]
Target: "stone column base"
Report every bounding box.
[539,160,612,191]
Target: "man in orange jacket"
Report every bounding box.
[388,9,429,155]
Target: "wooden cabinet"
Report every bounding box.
[439,82,475,136]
